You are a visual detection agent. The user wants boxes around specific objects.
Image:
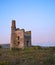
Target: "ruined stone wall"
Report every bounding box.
[24,31,31,47]
[15,29,25,49]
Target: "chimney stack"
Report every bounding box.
[11,20,16,28]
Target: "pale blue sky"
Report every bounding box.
[0,0,55,46]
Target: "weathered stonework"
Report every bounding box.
[10,20,31,49]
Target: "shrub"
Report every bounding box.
[0,45,2,48]
[44,55,55,65]
[0,61,10,65]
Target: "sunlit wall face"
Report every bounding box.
[0,0,55,46]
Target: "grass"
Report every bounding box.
[0,46,55,65]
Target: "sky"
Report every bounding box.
[0,0,55,46]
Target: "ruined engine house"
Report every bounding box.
[10,20,31,49]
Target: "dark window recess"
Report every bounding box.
[27,41,29,46]
[18,36,20,40]
[18,42,20,45]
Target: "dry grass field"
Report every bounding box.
[0,46,55,65]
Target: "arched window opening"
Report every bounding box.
[18,42,20,45]
[18,36,20,40]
